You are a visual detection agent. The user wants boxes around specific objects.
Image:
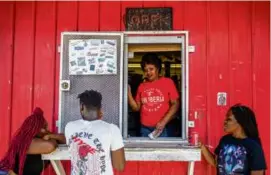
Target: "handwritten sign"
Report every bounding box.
[125,7,172,31]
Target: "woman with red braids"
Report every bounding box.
[0,107,65,175]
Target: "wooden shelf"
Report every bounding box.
[128,44,181,52]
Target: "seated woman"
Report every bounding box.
[0,107,65,175]
[128,53,180,137]
[201,104,267,175]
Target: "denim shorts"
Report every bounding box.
[0,170,8,175]
[140,125,168,137]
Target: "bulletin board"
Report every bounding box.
[68,39,117,75]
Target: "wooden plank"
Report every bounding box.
[183,2,208,175]
[128,44,181,52]
[114,161,138,175]
[159,162,187,175]
[184,2,208,109]
[33,1,56,131]
[252,2,270,174]
[229,2,253,106]
[143,1,165,8]
[54,1,78,132]
[62,160,71,175]
[138,161,161,175]
[164,1,184,30]
[0,1,14,157]
[206,2,230,175]
[121,1,143,31]
[78,1,99,31]
[11,1,36,135]
[55,2,78,174]
[207,1,230,143]
[100,1,121,31]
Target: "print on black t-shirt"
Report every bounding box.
[215,135,266,175]
[217,144,248,174]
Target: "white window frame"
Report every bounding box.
[57,31,190,146]
[122,31,189,146]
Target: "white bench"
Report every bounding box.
[42,145,201,175]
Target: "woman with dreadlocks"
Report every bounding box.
[0,107,65,175]
[201,104,267,175]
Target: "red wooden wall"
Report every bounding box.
[0,1,269,175]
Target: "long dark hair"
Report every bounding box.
[230,104,261,145]
[0,107,46,175]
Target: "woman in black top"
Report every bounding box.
[0,107,65,175]
[201,104,267,175]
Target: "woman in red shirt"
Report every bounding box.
[128,53,180,137]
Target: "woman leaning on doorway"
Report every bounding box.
[128,52,180,137]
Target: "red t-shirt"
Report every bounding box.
[135,77,179,127]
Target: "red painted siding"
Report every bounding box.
[206,2,230,174]
[183,2,209,175]
[252,1,270,171]
[11,1,36,135]
[78,2,100,31]
[0,1,14,157]
[0,1,269,175]
[34,1,56,131]
[229,2,253,106]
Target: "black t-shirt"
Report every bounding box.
[215,135,267,175]
[13,154,49,175]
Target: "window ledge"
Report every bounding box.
[124,137,188,148]
[42,144,201,162]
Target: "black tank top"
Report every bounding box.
[14,154,49,175]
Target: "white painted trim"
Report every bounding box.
[58,33,64,133]
[125,36,183,44]
[124,138,188,144]
[50,160,66,175]
[123,43,129,138]
[185,32,190,139]
[42,146,201,162]
[188,162,195,175]
[62,32,123,36]
[119,33,124,132]
[123,31,189,141]
[58,31,190,141]
[124,31,189,35]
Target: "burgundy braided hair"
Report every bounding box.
[0,107,46,175]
